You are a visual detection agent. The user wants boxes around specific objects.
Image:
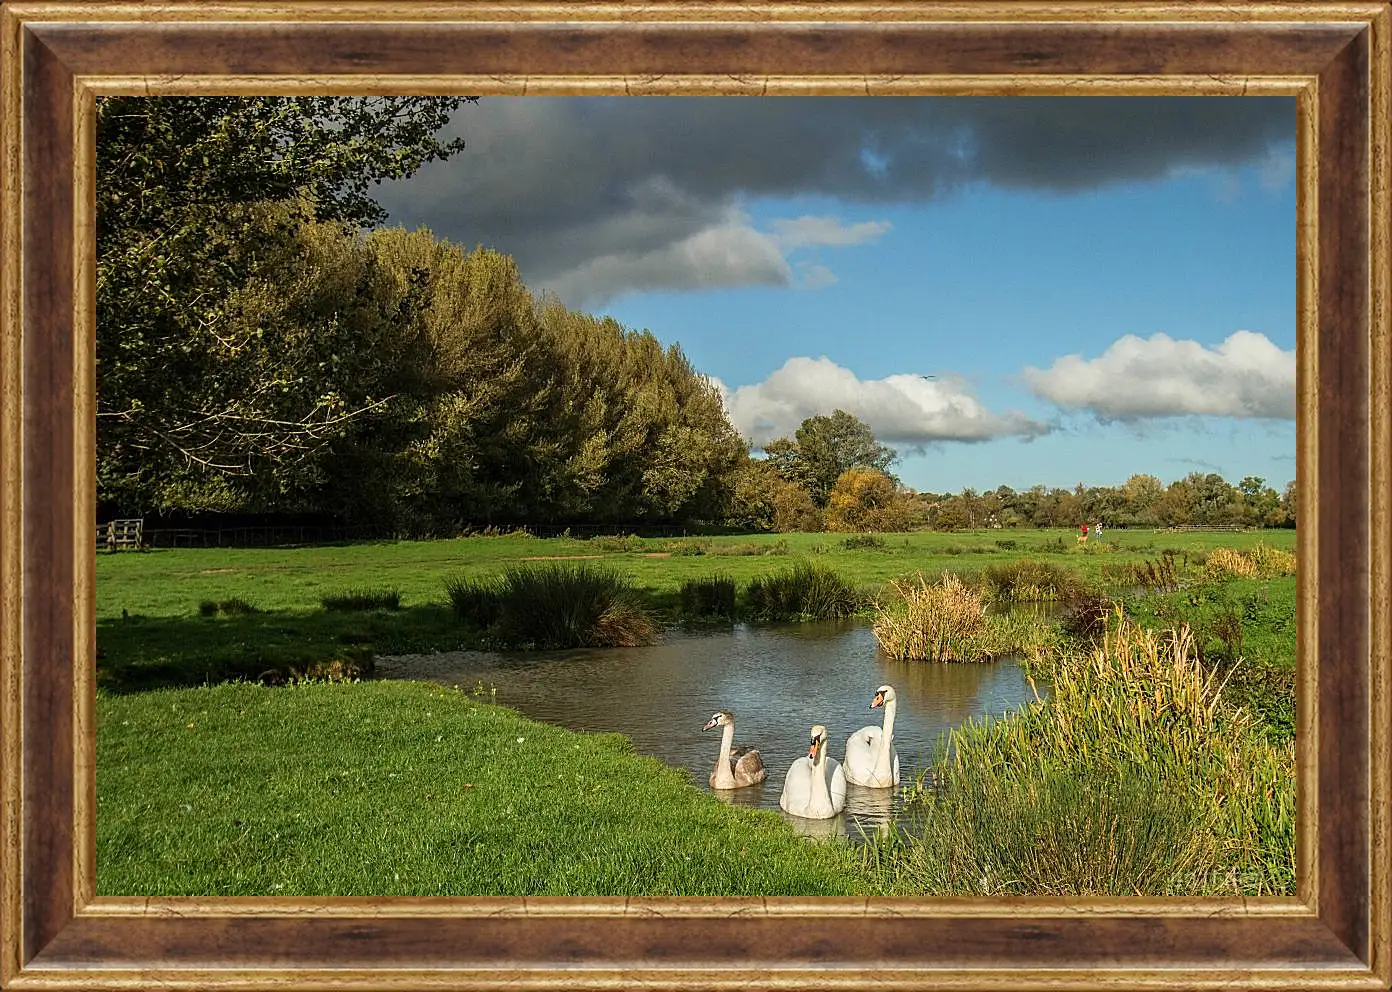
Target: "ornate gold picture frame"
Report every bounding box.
[1,2,1388,988]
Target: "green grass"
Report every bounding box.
[1120,576,1297,745]
[92,528,1300,897]
[95,529,1297,690]
[97,604,461,691]
[97,528,1297,623]
[97,680,874,896]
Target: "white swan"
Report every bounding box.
[779,724,847,819]
[844,684,900,788]
[702,710,767,789]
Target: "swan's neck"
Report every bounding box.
[811,746,830,796]
[713,723,736,787]
[875,699,897,772]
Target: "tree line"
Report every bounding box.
[97,96,744,534]
[96,96,1294,537]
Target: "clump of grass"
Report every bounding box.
[197,600,219,617]
[1205,547,1260,580]
[902,615,1296,896]
[320,588,401,612]
[872,572,994,662]
[211,598,259,616]
[874,762,1217,896]
[443,574,504,627]
[980,558,1087,602]
[465,525,536,538]
[993,539,1018,551]
[744,561,860,621]
[708,539,791,557]
[1247,543,1297,578]
[679,574,737,619]
[588,534,648,553]
[1101,554,1180,593]
[668,540,711,557]
[493,562,660,649]
[841,534,888,551]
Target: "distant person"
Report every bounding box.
[1095,521,1103,540]
[1078,523,1089,544]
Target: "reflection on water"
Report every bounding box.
[375,621,1042,839]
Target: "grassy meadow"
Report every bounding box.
[95,527,1298,897]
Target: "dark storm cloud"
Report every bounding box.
[373,97,1294,304]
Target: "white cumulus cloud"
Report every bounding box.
[540,208,891,306]
[543,211,792,305]
[713,356,1050,447]
[1022,330,1295,421]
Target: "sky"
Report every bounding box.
[373,96,1296,496]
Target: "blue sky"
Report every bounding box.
[377,97,1296,495]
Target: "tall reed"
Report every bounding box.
[980,559,1088,602]
[887,615,1295,896]
[1246,542,1298,578]
[868,572,1050,662]
[1204,547,1259,580]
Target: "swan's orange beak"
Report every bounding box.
[702,718,718,732]
[807,738,820,759]
[872,692,885,709]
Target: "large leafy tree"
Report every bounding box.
[96,96,475,512]
[760,410,896,507]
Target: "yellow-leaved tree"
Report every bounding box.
[824,467,911,532]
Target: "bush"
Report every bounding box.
[198,600,219,617]
[1060,593,1114,642]
[841,534,888,551]
[744,561,860,621]
[321,588,401,612]
[707,539,790,557]
[668,540,711,557]
[679,574,737,619]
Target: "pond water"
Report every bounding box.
[375,621,1043,841]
